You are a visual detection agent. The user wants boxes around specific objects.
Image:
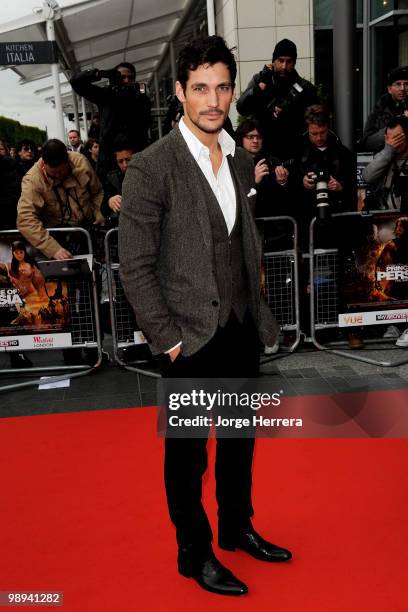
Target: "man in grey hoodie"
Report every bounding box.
[360,66,408,152]
[363,116,408,210]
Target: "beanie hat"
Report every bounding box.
[272,39,297,62]
[387,66,408,85]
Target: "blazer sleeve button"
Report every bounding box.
[211,300,219,307]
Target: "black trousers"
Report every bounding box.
[162,310,260,562]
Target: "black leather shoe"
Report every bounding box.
[219,529,292,562]
[178,553,248,596]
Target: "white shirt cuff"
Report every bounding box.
[165,341,182,354]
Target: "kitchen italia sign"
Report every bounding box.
[0,41,58,65]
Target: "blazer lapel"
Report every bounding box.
[170,128,261,291]
[171,128,214,252]
[227,154,262,282]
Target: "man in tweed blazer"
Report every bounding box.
[119,36,291,596]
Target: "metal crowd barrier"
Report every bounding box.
[105,219,301,375]
[309,212,408,366]
[0,227,103,391]
[257,216,301,356]
[104,228,160,378]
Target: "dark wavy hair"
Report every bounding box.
[10,241,37,278]
[84,137,99,151]
[235,119,264,147]
[16,139,37,155]
[177,35,236,91]
[386,115,408,137]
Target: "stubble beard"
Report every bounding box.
[192,113,225,135]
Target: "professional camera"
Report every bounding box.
[286,82,304,106]
[308,169,331,219]
[266,156,295,174]
[99,69,122,85]
[98,69,144,94]
[266,82,304,115]
[257,65,304,115]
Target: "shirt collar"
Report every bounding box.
[178,116,235,161]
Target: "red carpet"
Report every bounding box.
[0,395,407,611]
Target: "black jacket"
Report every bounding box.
[237,67,318,159]
[252,152,296,219]
[294,131,356,251]
[15,158,35,185]
[101,168,123,220]
[360,93,407,152]
[252,152,297,253]
[70,69,151,161]
[296,130,356,216]
[0,156,19,230]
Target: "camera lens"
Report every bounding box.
[315,170,330,219]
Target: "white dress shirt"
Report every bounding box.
[178,116,237,235]
[165,118,237,355]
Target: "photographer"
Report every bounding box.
[235,118,295,219]
[101,136,135,224]
[361,66,408,153]
[236,39,318,158]
[363,116,408,211]
[17,139,104,260]
[294,106,356,346]
[70,63,151,178]
[17,139,105,365]
[296,105,355,246]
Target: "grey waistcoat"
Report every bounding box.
[198,160,249,328]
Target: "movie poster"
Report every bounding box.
[0,236,70,338]
[337,211,408,325]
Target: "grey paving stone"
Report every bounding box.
[381,372,402,378]
[281,369,304,378]
[297,368,322,378]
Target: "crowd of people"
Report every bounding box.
[1,40,408,356]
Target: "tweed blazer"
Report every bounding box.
[119,126,278,356]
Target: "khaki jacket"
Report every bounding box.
[17,152,103,258]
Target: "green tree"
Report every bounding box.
[0,116,46,148]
